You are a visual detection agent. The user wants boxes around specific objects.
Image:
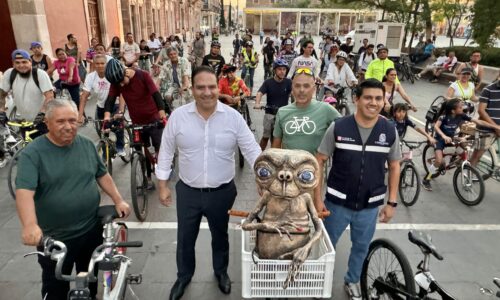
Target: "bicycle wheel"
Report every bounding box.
[131,153,148,221]
[96,140,113,175]
[244,102,252,128]
[422,144,436,174]
[476,147,495,180]
[399,163,421,207]
[404,63,415,84]
[361,238,416,300]
[8,148,23,201]
[453,164,485,206]
[120,128,132,163]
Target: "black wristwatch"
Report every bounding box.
[387,201,398,208]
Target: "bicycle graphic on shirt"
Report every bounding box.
[284,116,317,135]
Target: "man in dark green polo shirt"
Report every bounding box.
[15,99,130,300]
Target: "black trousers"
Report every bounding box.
[175,180,237,281]
[37,223,103,300]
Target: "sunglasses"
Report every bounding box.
[294,68,314,76]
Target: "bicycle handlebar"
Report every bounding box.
[401,140,427,149]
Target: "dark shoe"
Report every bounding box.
[169,279,191,300]
[422,179,432,191]
[215,273,231,294]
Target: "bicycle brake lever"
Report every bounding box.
[23,251,45,258]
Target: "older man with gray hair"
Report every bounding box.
[15,99,130,300]
[158,47,192,107]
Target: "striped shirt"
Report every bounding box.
[479,81,500,128]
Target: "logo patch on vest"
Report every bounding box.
[337,136,355,142]
[374,133,389,146]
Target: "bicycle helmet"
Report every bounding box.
[377,44,388,52]
[336,51,348,60]
[272,58,289,70]
[221,64,237,74]
[283,38,294,46]
[105,58,125,85]
[211,40,221,47]
[323,96,337,104]
[245,41,254,47]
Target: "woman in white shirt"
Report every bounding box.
[325,51,358,88]
[445,67,478,116]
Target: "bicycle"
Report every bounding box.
[127,121,165,221]
[24,205,143,300]
[319,83,352,116]
[399,140,427,207]
[229,52,241,69]
[480,277,500,298]
[95,118,132,176]
[7,119,39,200]
[422,134,485,206]
[395,54,416,84]
[237,94,255,168]
[361,230,457,300]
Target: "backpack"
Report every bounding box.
[362,52,375,63]
[425,102,443,123]
[9,68,41,91]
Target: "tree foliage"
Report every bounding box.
[470,0,500,48]
[431,0,471,47]
[219,0,226,29]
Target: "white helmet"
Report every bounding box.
[336,51,348,60]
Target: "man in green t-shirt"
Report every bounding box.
[272,68,341,155]
[15,99,130,300]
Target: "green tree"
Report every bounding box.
[471,0,500,47]
[228,2,232,29]
[431,0,471,47]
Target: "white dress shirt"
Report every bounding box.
[325,63,358,88]
[156,101,262,188]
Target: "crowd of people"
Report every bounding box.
[0,27,499,300]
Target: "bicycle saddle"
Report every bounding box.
[98,205,121,224]
[408,230,443,260]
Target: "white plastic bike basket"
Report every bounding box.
[241,220,335,298]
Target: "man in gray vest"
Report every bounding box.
[315,79,401,300]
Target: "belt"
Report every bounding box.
[182,180,233,192]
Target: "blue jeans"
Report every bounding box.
[241,65,255,91]
[324,201,379,284]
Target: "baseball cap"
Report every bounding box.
[30,42,42,49]
[11,49,31,61]
[461,67,473,74]
[377,44,388,52]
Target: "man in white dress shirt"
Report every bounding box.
[156,66,261,300]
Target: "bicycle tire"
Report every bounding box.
[8,148,23,201]
[361,238,416,300]
[244,101,252,128]
[404,63,415,84]
[94,109,102,138]
[120,128,132,163]
[453,164,485,206]
[131,153,149,221]
[422,144,436,174]
[238,147,244,168]
[97,140,113,176]
[399,163,421,206]
[477,146,495,180]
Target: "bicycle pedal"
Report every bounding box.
[127,274,142,284]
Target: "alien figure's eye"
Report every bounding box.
[256,167,271,178]
[298,170,315,183]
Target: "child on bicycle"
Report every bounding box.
[391,103,436,142]
[422,98,500,191]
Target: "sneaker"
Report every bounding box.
[116,148,126,157]
[431,78,438,83]
[344,282,362,300]
[0,158,7,168]
[147,178,156,190]
[416,73,421,80]
[422,179,433,191]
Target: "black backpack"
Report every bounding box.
[9,68,41,91]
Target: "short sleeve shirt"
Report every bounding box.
[438,114,472,137]
[202,54,226,77]
[121,42,140,64]
[83,71,111,108]
[0,68,53,120]
[478,82,500,130]
[108,69,160,124]
[16,135,107,241]
[392,118,416,138]
[258,78,292,110]
[318,121,401,161]
[273,100,341,154]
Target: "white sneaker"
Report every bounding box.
[116,148,126,157]
[0,158,7,168]
[344,282,362,300]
